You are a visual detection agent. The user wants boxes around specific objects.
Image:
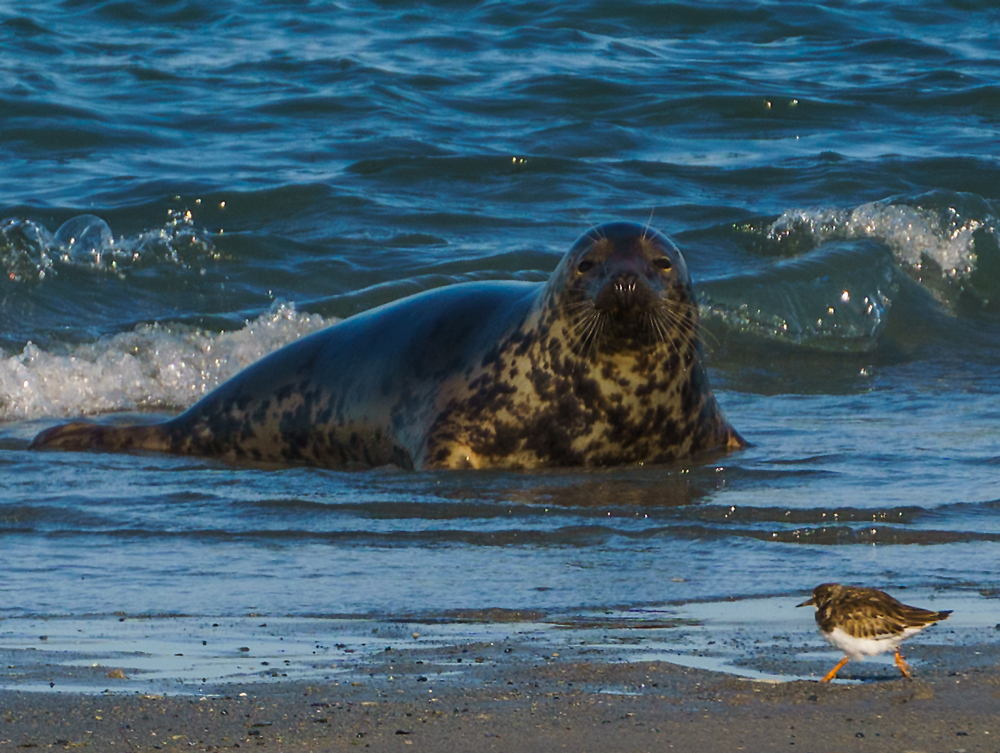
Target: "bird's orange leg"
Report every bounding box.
[820,656,850,683]
[894,650,913,679]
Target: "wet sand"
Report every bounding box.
[2,640,998,752]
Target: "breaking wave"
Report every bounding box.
[701,191,1000,350]
[0,303,331,420]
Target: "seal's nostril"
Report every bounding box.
[622,276,638,296]
[616,274,639,291]
[599,273,648,313]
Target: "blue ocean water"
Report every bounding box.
[1,0,998,685]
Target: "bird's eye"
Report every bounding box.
[653,257,672,271]
[577,260,595,273]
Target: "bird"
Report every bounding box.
[797,583,952,682]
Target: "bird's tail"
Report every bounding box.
[902,606,952,626]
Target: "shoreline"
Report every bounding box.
[1,593,994,750]
[1,659,997,752]
[1,603,996,752]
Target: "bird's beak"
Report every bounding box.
[796,597,815,608]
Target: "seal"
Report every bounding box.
[30,222,745,470]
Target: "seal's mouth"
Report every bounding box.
[563,274,691,358]
[594,273,659,316]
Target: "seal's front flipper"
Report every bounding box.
[29,422,167,454]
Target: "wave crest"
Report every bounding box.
[704,191,1000,350]
[0,303,331,420]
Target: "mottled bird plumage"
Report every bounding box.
[797,583,951,681]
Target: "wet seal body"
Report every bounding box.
[30,222,745,470]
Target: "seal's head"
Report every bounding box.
[547,221,694,358]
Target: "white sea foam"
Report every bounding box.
[768,200,986,278]
[0,303,332,421]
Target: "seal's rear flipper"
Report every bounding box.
[29,422,165,453]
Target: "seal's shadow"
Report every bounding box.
[423,462,737,509]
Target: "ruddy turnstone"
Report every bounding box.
[797,583,951,682]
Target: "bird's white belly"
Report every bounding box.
[823,626,922,659]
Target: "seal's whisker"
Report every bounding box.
[573,207,600,233]
[567,308,599,333]
[588,313,607,359]
[648,311,671,345]
[692,317,720,348]
[562,300,597,314]
[654,309,702,350]
[571,310,605,359]
[565,305,601,348]
[667,304,713,346]
[660,299,702,333]
[657,304,694,333]
[571,320,599,345]
[653,310,686,346]
[643,312,659,344]
[592,314,607,356]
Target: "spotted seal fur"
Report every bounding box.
[30,221,745,470]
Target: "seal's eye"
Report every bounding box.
[577,260,596,274]
[653,257,672,271]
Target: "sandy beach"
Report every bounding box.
[2,622,997,752]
